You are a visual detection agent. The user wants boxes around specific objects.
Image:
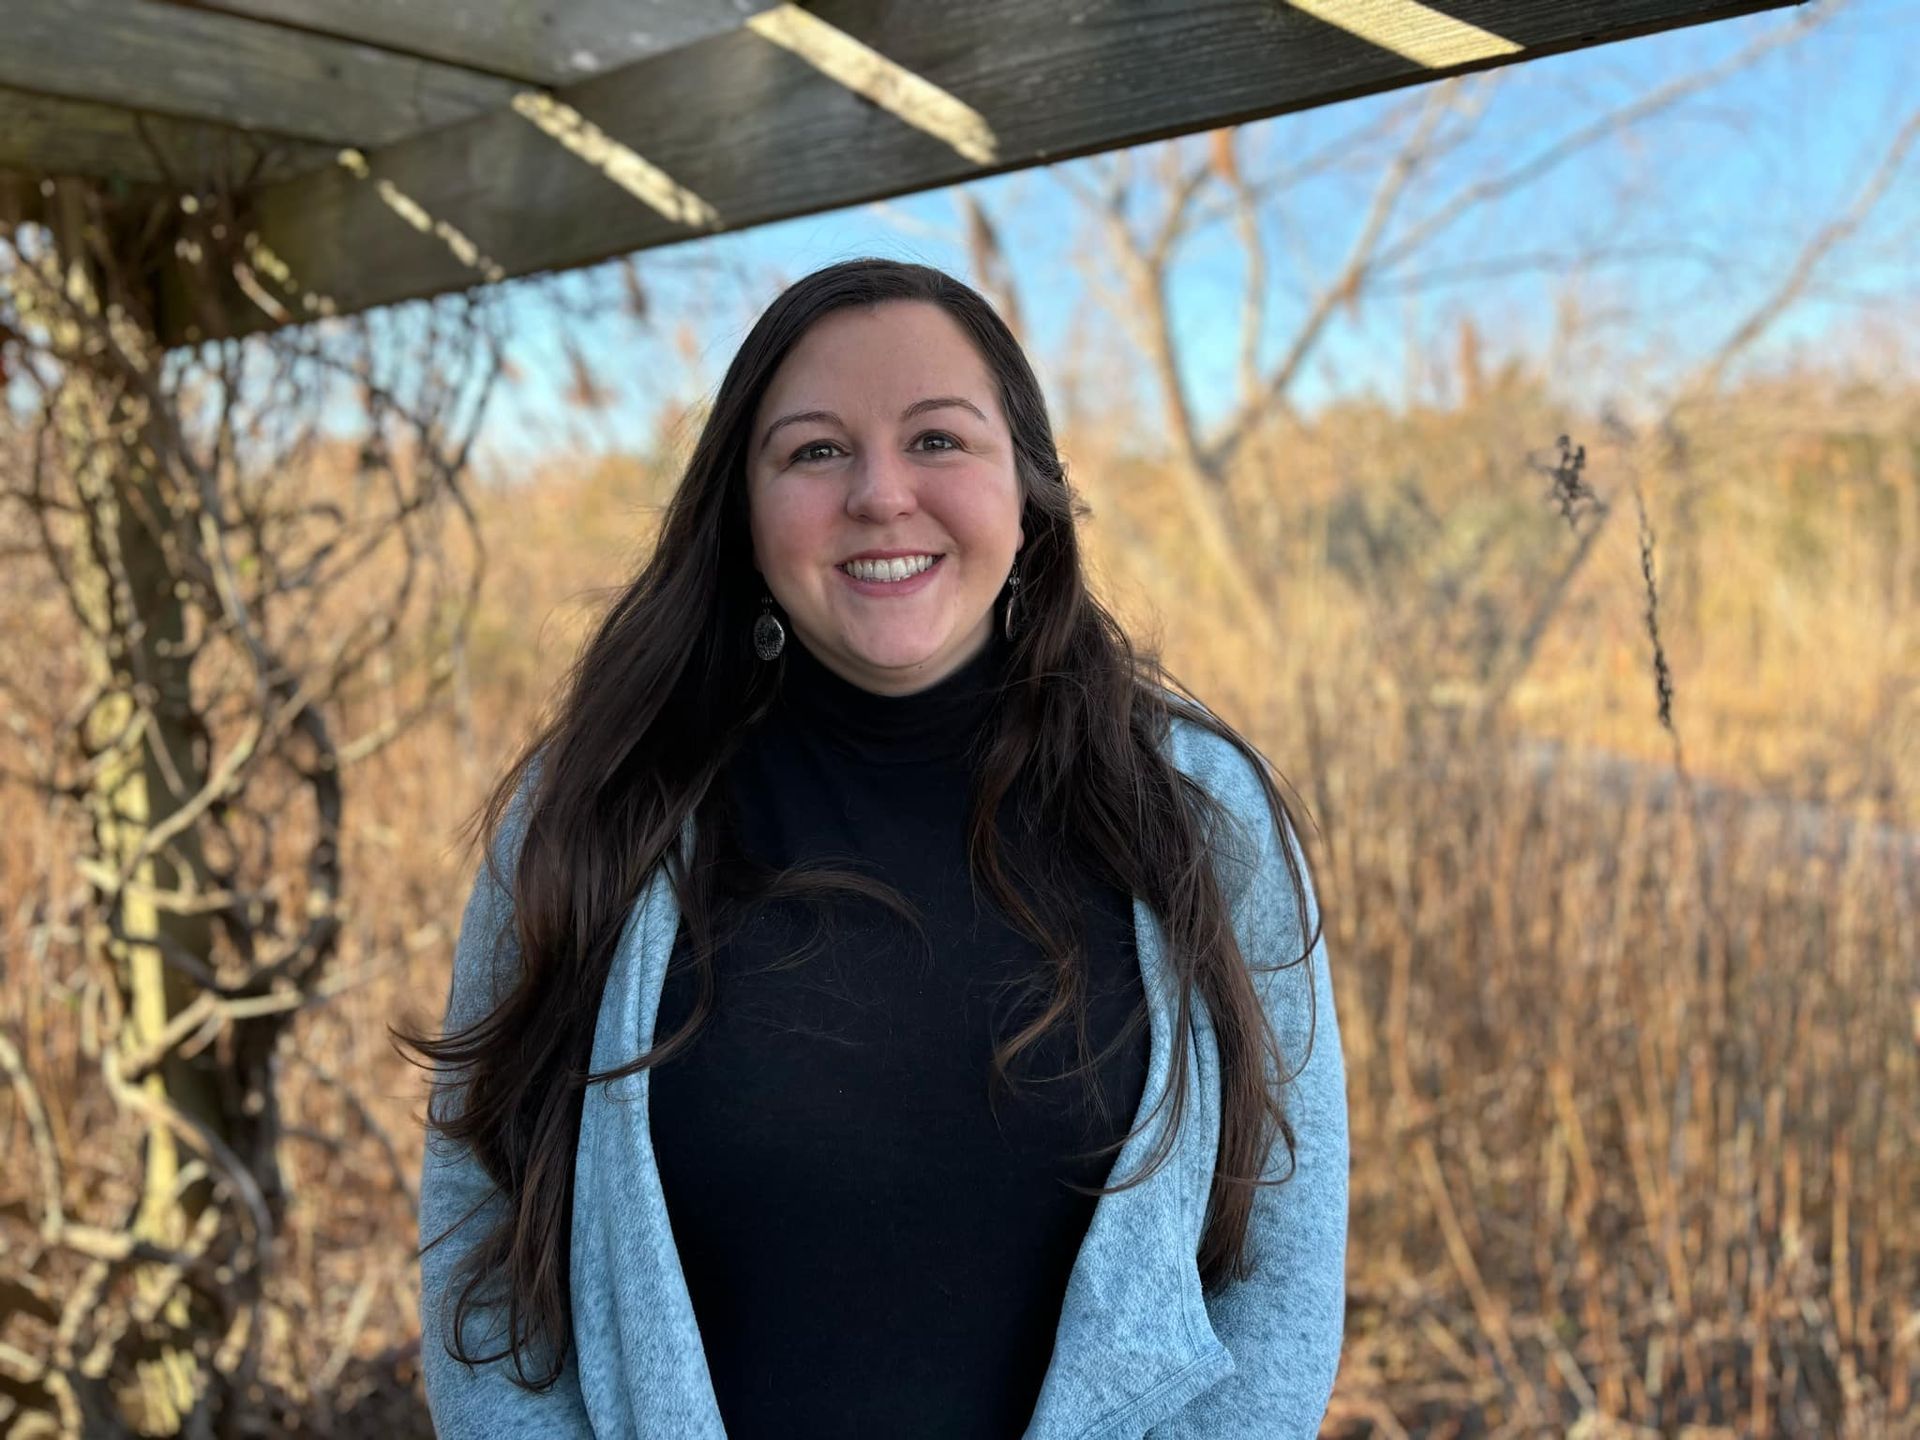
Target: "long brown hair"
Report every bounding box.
[397,257,1325,1390]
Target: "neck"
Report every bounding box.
[774,628,1011,766]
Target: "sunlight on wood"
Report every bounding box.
[745,4,999,166]
[235,230,336,323]
[337,147,506,285]
[1284,0,1523,67]
[509,91,722,229]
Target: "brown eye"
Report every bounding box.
[793,441,841,463]
[915,432,960,452]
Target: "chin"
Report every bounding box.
[845,634,946,672]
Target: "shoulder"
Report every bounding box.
[483,746,546,879]
[1156,691,1275,830]
[1152,690,1324,932]
[1162,705,1266,810]
[1154,692,1287,890]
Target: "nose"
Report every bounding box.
[843,447,919,523]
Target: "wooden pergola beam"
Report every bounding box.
[0,0,1797,346]
[2,0,524,148]
[149,0,1803,345]
[170,0,784,87]
[0,84,335,192]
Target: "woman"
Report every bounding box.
[406,258,1348,1439]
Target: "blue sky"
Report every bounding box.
[459,0,1917,478]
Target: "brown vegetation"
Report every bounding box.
[5,341,1910,1435]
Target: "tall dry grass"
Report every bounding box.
[1082,361,1917,1437]
[2,357,1913,1436]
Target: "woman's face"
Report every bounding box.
[746,300,1025,696]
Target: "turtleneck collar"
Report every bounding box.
[774,626,1012,766]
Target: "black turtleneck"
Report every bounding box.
[648,628,1149,1439]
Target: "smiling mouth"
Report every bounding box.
[836,553,946,582]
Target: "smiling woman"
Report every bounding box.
[402,258,1348,1440]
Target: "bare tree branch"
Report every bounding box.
[1683,102,1920,402]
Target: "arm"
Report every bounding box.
[1153,785,1350,1439]
[418,770,597,1439]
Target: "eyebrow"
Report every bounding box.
[758,395,988,455]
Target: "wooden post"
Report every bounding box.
[42,176,230,1433]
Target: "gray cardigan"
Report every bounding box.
[419,711,1349,1438]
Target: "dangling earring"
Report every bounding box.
[1002,559,1022,640]
[753,589,786,660]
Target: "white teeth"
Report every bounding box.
[842,553,938,582]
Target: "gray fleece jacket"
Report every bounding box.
[419,709,1349,1438]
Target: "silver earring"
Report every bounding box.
[753,589,786,660]
[1003,560,1022,640]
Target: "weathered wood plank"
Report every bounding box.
[0,173,49,230]
[1,0,522,148]
[169,0,780,85]
[0,83,334,189]
[152,0,1807,342]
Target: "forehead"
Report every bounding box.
[757,301,997,415]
